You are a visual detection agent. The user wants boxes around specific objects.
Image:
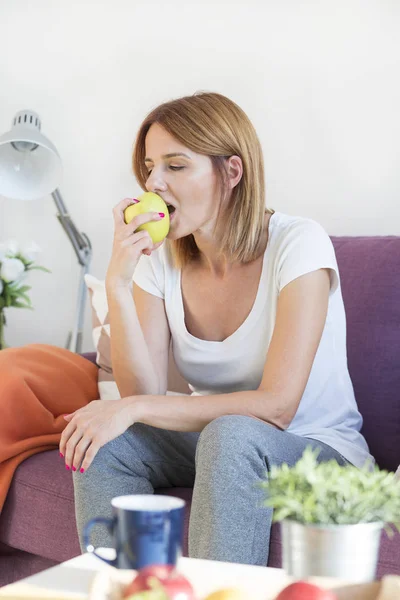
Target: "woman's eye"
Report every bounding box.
[146,166,184,177]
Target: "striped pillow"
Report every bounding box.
[84,274,121,400]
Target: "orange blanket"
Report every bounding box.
[0,344,99,511]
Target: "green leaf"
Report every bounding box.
[8,280,23,290]
[15,285,31,294]
[8,287,21,298]
[12,300,34,309]
[258,446,400,526]
[3,286,12,307]
[15,292,32,305]
[26,265,51,273]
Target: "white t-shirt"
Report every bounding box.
[133,211,373,468]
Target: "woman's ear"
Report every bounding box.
[226,155,243,189]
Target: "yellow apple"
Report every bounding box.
[204,588,250,600]
[124,192,170,244]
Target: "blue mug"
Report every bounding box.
[83,495,185,569]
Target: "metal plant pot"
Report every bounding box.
[281,519,384,583]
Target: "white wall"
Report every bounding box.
[0,0,399,352]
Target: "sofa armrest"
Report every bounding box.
[80,352,97,365]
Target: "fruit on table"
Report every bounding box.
[203,588,250,600]
[275,581,337,600]
[123,564,194,600]
[124,192,170,244]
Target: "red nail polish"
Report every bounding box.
[158,212,165,218]
[59,452,64,458]
[72,466,77,472]
[80,468,85,473]
[65,465,70,470]
[132,198,140,204]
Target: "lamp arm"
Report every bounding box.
[51,188,92,354]
[51,189,92,266]
[51,188,69,215]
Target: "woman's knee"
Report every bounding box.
[73,431,142,492]
[196,415,263,462]
[72,442,114,492]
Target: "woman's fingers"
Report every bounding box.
[119,229,151,249]
[59,419,78,459]
[107,200,167,281]
[142,238,165,256]
[77,440,102,473]
[119,211,165,240]
[71,435,93,472]
[59,420,75,456]
[113,197,139,226]
[64,427,84,470]
[59,399,134,474]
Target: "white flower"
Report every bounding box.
[20,241,42,264]
[6,239,19,257]
[0,279,3,295]
[0,258,25,283]
[0,240,19,260]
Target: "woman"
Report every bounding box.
[61,92,373,565]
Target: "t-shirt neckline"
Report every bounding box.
[176,212,277,348]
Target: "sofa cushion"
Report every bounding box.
[0,450,80,562]
[332,237,400,472]
[0,449,193,563]
[0,546,58,587]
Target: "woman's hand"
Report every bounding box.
[59,398,135,473]
[106,197,165,288]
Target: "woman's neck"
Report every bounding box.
[192,212,271,279]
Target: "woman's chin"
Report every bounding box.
[166,216,183,240]
[166,217,198,241]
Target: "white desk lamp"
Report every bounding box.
[0,109,92,353]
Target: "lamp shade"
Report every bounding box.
[0,110,62,201]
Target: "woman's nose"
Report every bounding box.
[145,170,167,193]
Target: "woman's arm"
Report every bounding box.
[105,197,170,398]
[127,268,331,431]
[107,284,170,397]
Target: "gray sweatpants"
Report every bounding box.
[73,415,346,565]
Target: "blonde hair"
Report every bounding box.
[132,92,273,268]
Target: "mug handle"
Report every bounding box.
[83,517,117,567]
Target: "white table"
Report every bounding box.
[0,549,381,600]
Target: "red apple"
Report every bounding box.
[123,565,195,600]
[275,581,337,600]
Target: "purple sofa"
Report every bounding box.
[1,236,399,586]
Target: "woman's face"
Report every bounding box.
[144,123,222,240]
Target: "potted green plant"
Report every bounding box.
[259,447,400,584]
